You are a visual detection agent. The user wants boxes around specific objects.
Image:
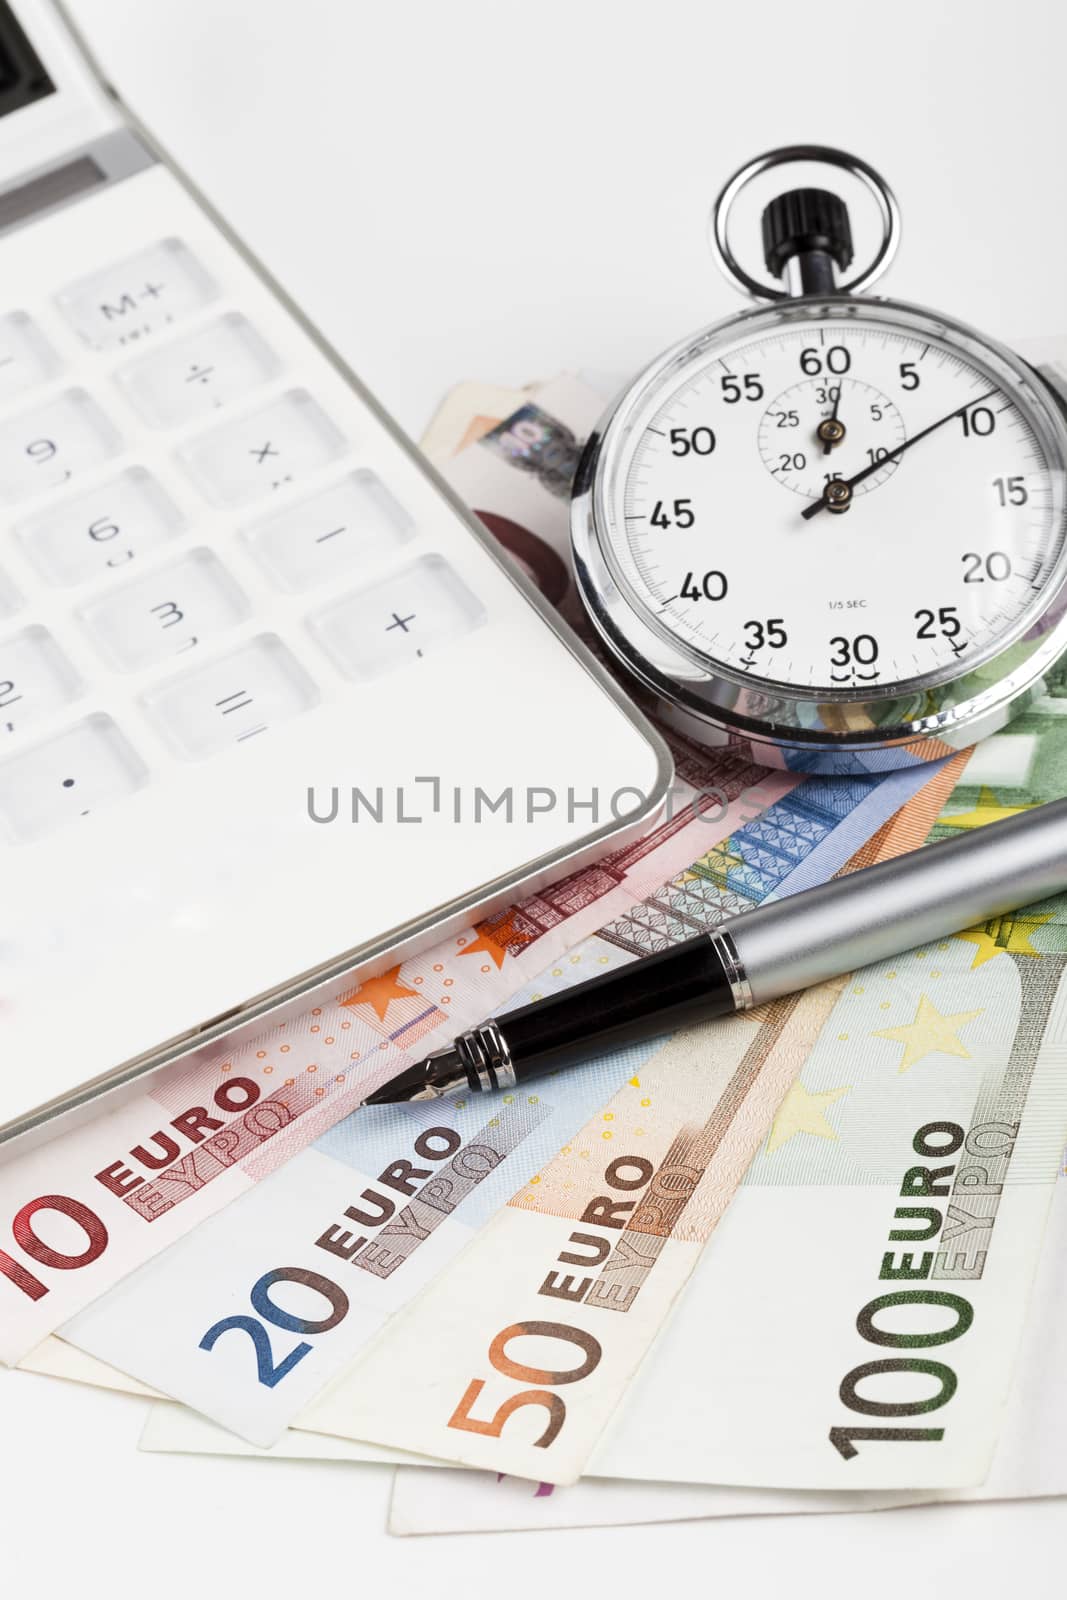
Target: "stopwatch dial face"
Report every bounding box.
[605,314,1067,695]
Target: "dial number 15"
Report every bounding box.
[992,476,1028,506]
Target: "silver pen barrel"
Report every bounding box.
[721,797,1067,1007]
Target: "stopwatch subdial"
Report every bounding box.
[758,378,906,501]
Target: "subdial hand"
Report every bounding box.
[801,388,999,519]
[817,383,845,454]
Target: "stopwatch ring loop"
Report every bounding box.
[709,145,901,301]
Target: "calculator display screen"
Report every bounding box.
[0,0,54,120]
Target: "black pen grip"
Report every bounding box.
[495,931,737,1081]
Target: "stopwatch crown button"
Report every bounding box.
[762,187,854,280]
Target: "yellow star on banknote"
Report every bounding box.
[874,994,982,1072]
[766,1080,850,1154]
[940,787,1032,830]
[955,912,1053,969]
[954,925,1007,968]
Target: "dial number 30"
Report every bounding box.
[830,635,879,666]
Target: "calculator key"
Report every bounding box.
[14,468,184,586]
[0,626,82,739]
[309,555,486,680]
[0,567,20,619]
[0,715,148,843]
[0,389,122,503]
[142,635,319,760]
[78,550,250,672]
[55,238,217,352]
[177,390,346,508]
[243,470,415,592]
[0,312,60,405]
[115,314,280,428]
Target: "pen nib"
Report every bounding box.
[361,1060,442,1105]
[360,1046,465,1105]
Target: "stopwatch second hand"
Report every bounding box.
[801,387,999,519]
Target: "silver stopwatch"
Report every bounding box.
[571,146,1067,773]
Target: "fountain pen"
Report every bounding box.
[363,797,1067,1104]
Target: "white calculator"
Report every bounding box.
[0,0,669,1151]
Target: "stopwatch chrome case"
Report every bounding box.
[571,150,1067,775]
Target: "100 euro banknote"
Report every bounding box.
[575,918,1067,1490]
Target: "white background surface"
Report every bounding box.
[5,0,1067,1591]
